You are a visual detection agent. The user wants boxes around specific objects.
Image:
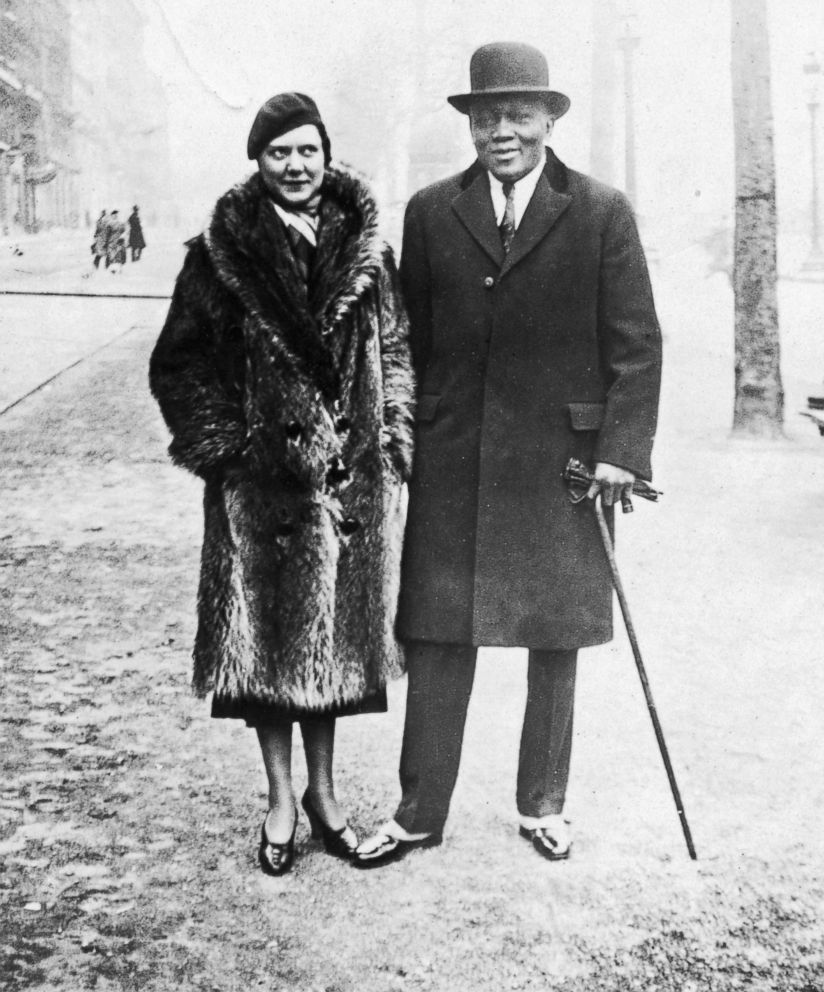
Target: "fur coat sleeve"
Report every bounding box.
[377,247,415,481]
[149,237,248,479]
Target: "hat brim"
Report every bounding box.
[448,88,570,119]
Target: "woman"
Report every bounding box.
[149,93,415,875]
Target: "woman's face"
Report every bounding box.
[258,123,325,210]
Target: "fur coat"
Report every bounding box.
[149,166,415,712]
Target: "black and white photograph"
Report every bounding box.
[1,0,823,989]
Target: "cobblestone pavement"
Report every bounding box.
[2,269,824,990]
[1,314,211,989]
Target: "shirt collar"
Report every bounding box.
[487,149,547,228]
[272,201,318,247]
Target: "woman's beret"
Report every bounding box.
[247,92,331,163]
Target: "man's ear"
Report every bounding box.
[545,117,555,139]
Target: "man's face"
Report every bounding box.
[258,123,325,210]
[469,96,553,183]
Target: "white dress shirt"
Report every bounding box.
[487,150,547,230]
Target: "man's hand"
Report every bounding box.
[586,462,636,507]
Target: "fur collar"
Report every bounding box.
[204,165,384,394]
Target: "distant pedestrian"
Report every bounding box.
[105,210,126,272]
[149,93,415,877]
[127,206,146,261]
[91,210,107,269]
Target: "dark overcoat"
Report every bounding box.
[397,149,662,650]
[128,211,146,250]
[150,167,415,711]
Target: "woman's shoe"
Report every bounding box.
[301,790,359,860]
[258,812,297,876]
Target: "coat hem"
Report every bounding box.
[397,626,614,652]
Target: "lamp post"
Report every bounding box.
[0,144,8,236]
[617,9,640,212]
[802,53,824,271]
[590,0,619,185]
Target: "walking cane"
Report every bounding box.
[563,459,698,860]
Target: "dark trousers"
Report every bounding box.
[394,640,577,835]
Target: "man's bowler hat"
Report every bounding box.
[448,42,570,119]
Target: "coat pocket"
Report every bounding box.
[417,394,441,422]
[567,402,606,431]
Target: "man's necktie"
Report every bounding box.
[499,182,516,254]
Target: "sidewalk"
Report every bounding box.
[1,227,185,298]
[0,230,184,414]
[1,259,824,990]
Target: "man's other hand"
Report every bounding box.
[586,462,635,506]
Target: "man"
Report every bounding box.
[353,42,661,867]
[127,206,146,262]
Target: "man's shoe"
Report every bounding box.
[352,822,442,869]
[518,816,572,861]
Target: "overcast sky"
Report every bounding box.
[136,0,824,253]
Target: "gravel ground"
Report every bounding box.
[1,245,824,990]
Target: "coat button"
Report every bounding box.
[483,276,495,289]
[326,456,350,488]
[276,508,295,537]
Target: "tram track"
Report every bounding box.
[1,289,172,300]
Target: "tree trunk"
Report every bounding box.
[730,0,784,437]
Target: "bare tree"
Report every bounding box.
[730,0,784,437]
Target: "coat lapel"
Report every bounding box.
[451,169,505,268]
[500,167,572,278]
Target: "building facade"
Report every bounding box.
[0,0,74,233]
[70,0,172,230]
[0,0,170,235]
